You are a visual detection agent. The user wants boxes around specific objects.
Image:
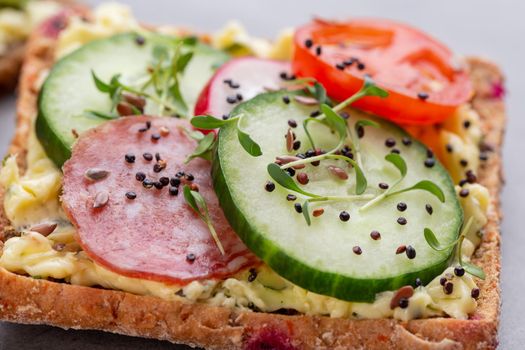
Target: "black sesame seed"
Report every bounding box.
[352,246,362,255]
[153,164,163,173]
[294,203,303,213]
[143,153,153,161]
[226,96,237,104]
[279,72,288,80]
[440,277,447,286]
[185,173,195,181]
[153,181,164,190]
[154,153,161,162]
[446,144,454,153]
[138,127,148,133]
[265,181,276,192]
[310,110,321,118]
[339,211,350,222]
[223,78,232,85]
[465,170,477,183]
[305,149,316,158]
[282,96,290,104]
[125,191,137,200]
[170,177,181,187]
[230,82,240,89]
[222,114,230,120]
[344,57,356,66]
[460,159,468,167]
[406,245,416,259]
[135,172,146,181]
[335,63,345,70]
[391,148,400,154]
[125,153,136,163]
[417,92,429,100]
[285,168,296,177]
[424,158,436,168]
[471,288,480,299]
[479,152,489,161]
[169,186,179,196]
[315,46,322,56]
[463,120,471,129]
[151,133,161,141]
[236,93,243,101]
[176,171,185,178]
[379,182,389,190]
[398,298,409,309]
[311,160,320,166]
[248,268,258,282]
[402,137,412,146]
[293,140,301,151]
[426,149,434,158]
[357,62,365,70]
[288,119,297,128]
[142,179,154,188]
[459,179,468,187]
[425,204,433,215]
[444,281,454,294]
[370,230,381,240]
[415,278,422,287]
[145,121,152,129]
[186,253,196,262]
[286,194,297,201]
[385,138,396,147]
[397,202,407,212]
[454,266,465,277]
[135,35,145,45]
[304,38,313,48]
[159,177,170,186]
[397,217,407,225]
[357,125,364,138]
[459,188,470,197]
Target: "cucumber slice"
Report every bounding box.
[37,33,228,167]
[213,92,462,302]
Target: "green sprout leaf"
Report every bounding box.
[313,82,327,105]
[302,200,311,226]
[185,132,216,163]
[176,52,194,73]
[183,185,225,255]
[84,110,119,120]
[191,115,230,129]
[353,162,367,195]
[385,153,407,178]
[423,228,459,251]
[390,180,445,203]
[355,119,380,132]
[321,104,347,138]
[267,163,319,198]
[363,76,389,98]
[180,36,198,46]
[462,262,486,280]
[168,81,188,115]
[91,71,111,93]
[237,128,262,157]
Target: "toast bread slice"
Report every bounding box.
[0,18,504,350]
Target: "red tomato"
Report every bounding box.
[292,18,472,125]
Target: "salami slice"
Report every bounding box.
[62,116,258,284]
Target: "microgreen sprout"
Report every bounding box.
[183,185,225,255]
[424,217,485,279]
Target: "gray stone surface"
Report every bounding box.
[0,0,523,348]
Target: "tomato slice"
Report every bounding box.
[292,18,472,125]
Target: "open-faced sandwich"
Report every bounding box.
[0,0,68,91]
[0,3,505,349]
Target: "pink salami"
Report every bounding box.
[62,116,258,284]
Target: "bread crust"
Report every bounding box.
[0,19,504,350]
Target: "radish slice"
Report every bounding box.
[194,57,291,119]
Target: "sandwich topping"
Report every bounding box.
[0,3,494,321]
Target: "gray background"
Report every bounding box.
[0,0,523,348]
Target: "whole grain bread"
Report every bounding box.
[0,16,505,350]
